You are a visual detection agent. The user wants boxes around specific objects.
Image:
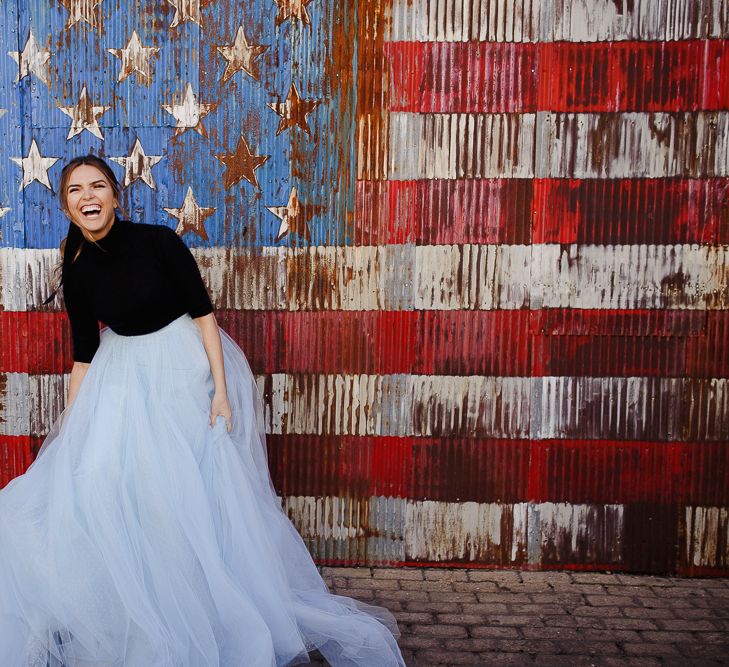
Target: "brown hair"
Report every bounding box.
[44,155,123,305]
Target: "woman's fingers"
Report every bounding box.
[210,412,232,432]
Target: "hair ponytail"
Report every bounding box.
[43,221,85,305]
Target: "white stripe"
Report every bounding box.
[282,495,406,563]
[404,501,529,562]
[531,244,729,310]
[527,501,624,565]
[0,248,54,312]
[387,0,728,42]
[389,112,729,179]
[4,244,727,312]
[684,506,729,568]
[0,373,70,437]
[389,113,537,180]
[6,373,728,440]
[533,377,729,440]
[283,497,630,564]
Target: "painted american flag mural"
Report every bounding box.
[0,0,728,575]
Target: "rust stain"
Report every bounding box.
[588,114,622,175]
[356,0,389,182]
[647,113,672,146]
[0,374,6,424]
[660,270,690,307]
[610,0,636,13]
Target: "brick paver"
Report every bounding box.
[307,567,729,666]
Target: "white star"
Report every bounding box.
[162,83,216,137]
[0,206,9,218]
[110,138,162,189]
[58,84,110,141]
[60,0,105,30]
[8,30,51,86]
[108,31,160,86]
[10,139,60,191]
[164,187,215,241]
[266,187,311,242]
[216,26,268,84]
[166,0,210,28]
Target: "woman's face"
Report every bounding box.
[64,164,118,239]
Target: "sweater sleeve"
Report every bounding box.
[63,273,100,363]
[156,225,214,318]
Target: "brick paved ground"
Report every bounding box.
[308,567,729,666]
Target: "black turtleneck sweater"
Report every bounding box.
[63,218,214,363]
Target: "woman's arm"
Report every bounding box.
[67,361,90,407]
[194,312,233,431]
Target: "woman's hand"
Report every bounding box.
[210,391,232,432]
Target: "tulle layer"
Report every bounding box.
[0,314,405,667]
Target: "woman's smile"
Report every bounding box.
[64,163,118,240]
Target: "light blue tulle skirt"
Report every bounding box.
[0,313,405,666]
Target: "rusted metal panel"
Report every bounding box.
[281,494,406,565]
[2,309,534,376]
[541,112,729,179]
[527,441,685,504]
[529,502,624,567]
[357,177,729,245]
[387,0,729,42]
[15,243,725,312]
[388,111,729,179]
[682,506,729,574]
[0,437,34,489]
[388,112,538,179]
[530,244,729,310]
[356,179,535,245]
[405,501,529,565]
[1,0,728,575]
[687,312,729,377]
[386,41,729,113]
[531,377,729,441]
[532,178,729,245]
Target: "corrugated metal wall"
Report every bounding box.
[1,0,728,575]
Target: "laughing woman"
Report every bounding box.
[0,154,406,667]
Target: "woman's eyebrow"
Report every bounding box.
[67,179,107,189]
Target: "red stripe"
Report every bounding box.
[3,310,728,377]
[530,309,707,336]
[354,180,533,244]
[386,41,729,113]
[0,310,532,375]
[0,436,36,488]
[533,335,689,376]
[267,436,729,506]
[532,178,729,244]
[220,309,533,375]
[531,310,718,377]
[356,178,729,245]
[533,311,729,377]
[7,431,727,523]
[0,312,74,374]
[266,435,531,502]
